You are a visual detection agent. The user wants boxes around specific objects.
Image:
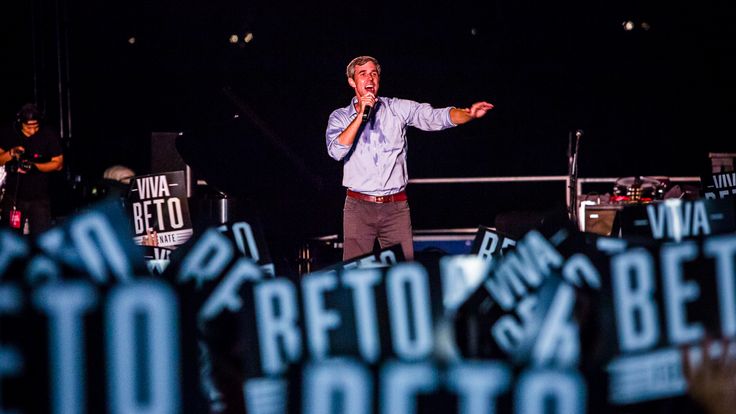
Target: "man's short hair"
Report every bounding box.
[103,165,136,185]
[16,103,43,124]
[346,56,381,79]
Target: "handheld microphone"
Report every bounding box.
[575,129,583,139]
[362,104,373,123]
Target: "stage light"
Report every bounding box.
[470,27,477,36]
[229,34,239,44]
[622,21,635,31]
[641,21,651,31]
[128,37,136,45]
[244,32,254,43]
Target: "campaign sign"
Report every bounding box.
[217,220,275,276]
[27,198,146,283]
[241,262,443,377]
[293,359,587,414]
[454,228,602,366]
[128,171,193,248]
[168,226,273,412]
[601,233,736,406]
[315,244,404,274]
[702,171,736,199]
[142,245,173,275]
[194,261,443,413]
[470,226,517,263]
[0,200,207,413]
[619,198,735,241]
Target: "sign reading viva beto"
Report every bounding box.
[128,171,193,247]
[603,233,736,406]
[703,171,736,199]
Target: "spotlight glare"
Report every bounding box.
[622,21,634,31]
[128,37,136,44]
[229,34,239,44]
[641,21,651,31]
[470,27,477,36]
[244,32,254,43]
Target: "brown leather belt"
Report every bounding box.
[347,189,407,203]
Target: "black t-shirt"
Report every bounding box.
[0,123,63,201]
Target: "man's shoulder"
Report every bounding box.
[381,97,417,108]
[329,101,355,119]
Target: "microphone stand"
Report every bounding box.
[567,130,582,229]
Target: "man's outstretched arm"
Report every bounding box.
[450,101,494,125]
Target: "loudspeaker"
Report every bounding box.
[151,132,191,197]
[583,205,621,236]
[494,210,546,240]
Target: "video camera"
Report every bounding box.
[6,149,46,173]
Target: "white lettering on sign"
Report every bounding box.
[484,231,563,311]
[532,284,579,366]
[200,259,262,321]
[0,231,29,275]
[386,263,434,361]
[302,359,371,414]
[106,281,180,414]
[300,360,587,414]
[302,272,342,359]
[612,249,660,353]
[515,369,585,414]
[71,212,133,283]
[492,295,538,354]
[0,284,24,413]
[646,200,711,241]
[381,362,438,414]
[661,241,703,344]
[33,282,98,414]
[178,229,234,287]
[476,230,517,263]
[703,234,736,336]
[343,269,382,363]
[132,199,185,234]
[611,238,736,354]
[447,362,510,414]
[218,222,261,261]
[713,173,736,188]
[135,175,171,200]
[254,279,302,376]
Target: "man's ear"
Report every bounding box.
[347,77,356,88]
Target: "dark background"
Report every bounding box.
[2,0,735,259]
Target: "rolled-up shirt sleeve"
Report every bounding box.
[326,109,352,161]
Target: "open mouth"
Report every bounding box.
[365,84,375,93]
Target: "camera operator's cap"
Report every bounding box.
[16,103,43,124]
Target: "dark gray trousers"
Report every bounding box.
[342,196,414,261]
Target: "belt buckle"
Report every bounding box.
[376,195,387,203]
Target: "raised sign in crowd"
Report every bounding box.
[1,169,735,414]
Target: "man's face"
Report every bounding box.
[348,61,380,98]
[21,120,39,137]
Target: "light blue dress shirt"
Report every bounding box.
[326,97,456,196]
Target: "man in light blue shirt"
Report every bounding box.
[326,56,494,260]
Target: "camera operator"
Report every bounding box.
[0,103,63,234]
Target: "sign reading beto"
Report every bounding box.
[128,171,193,247]
[603,233,736,405]
[703,171,736,199]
